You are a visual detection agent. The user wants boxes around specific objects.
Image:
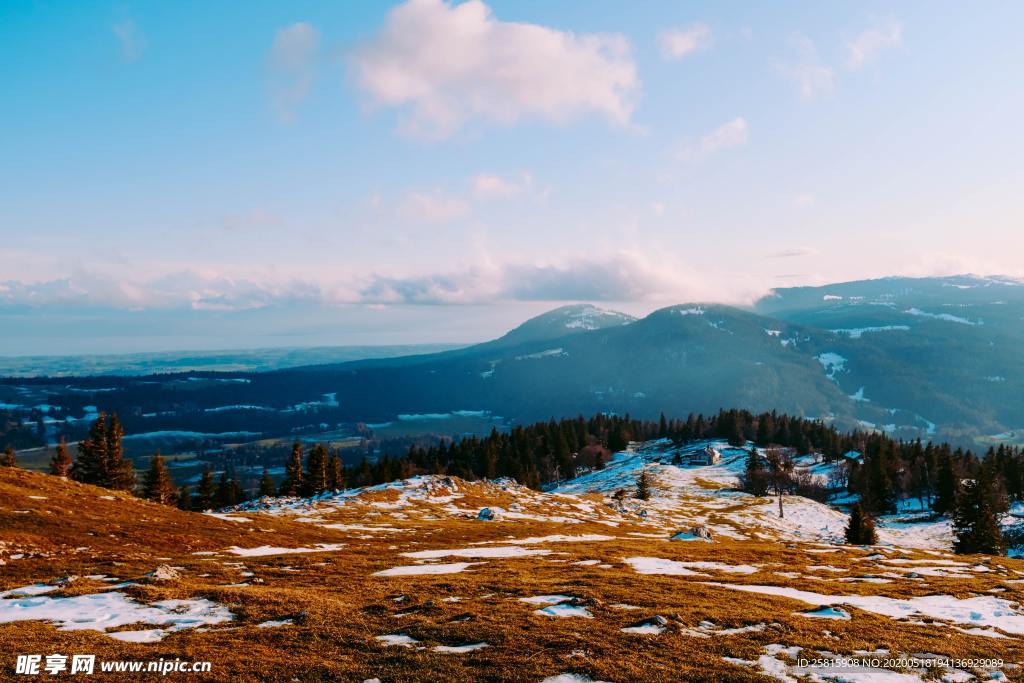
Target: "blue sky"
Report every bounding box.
[1,1,1022,354]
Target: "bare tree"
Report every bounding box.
[765,448,795,518]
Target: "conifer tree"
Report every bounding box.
[352,457,372,488]
[724,411,745,447]
[195,466,216,510]
[934,451,959,515]
[328,453,345,490]
[230,475,244,505]
[142,452,176,505]
[73,413,108,484]
[215,471,236,508]
[554,429,573,482]
[863,443,896,514]
[304,443,329,496]
[177,484,192,511]
[845,503,877,544]
[258,467,276,497]
[280,442,304,496]
[0,446,16,467]
[104,414,136,492]
[635,469,651,501]
[609,423,629,453]
[755,415,774,446]
[50,439,72,477]
[742,447,769,496]
[952,467,1007,555]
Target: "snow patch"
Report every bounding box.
[226,544,343,557]
[0,591,231,642]
[374,562,480,577]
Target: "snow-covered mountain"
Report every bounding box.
[485,304,636,349]
[7,275,1024,448]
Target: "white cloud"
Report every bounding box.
[777,34,834,99]
[650,202,666,217]
[399,190,471,223]
[794,193,815,208]
[676,117,749,161]
[471,172,535,201]
[268,22,320,121]
[0,270,320,312]
[357,252,760,304]
[658,24,713,61]
[348,0,639,138]
[0,251,772,312]
[846,19,903,69]
[112,20,145,62]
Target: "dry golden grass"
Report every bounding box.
[2,468,1023,681]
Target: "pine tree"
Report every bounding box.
[104,414,136,492]
[934,451,959,515]
[845,503,877,545]
[280,442,304,496]
[609,423,629,453]
[73,413,108,484]
[50,440,72,477]
[177,484,192,511]
[755,415,774,446]
[328,453,345,490]
[742,447,768,496]
[862,507,877,544]
[554,429,573,482]
[230,476,245,505]
[141,452,176,505]
[952,467,1006,555]
[725,411,745,447]
[863,443,896,515]
[635,469,651,501]
[215,471,236,508]
[196,466,216,510]
[0,446,16,467]
[258,468,277,497]
[352,457,372,488]
[304,443,329,496]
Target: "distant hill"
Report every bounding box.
[250,276,1024,442]
[0,343,466,377]
[755,275,1024,442]
[484,303,636,349]
[4,276,1023,447]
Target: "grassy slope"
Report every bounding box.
[2,467,1023,682]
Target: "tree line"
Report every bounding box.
[4,407,1020,555]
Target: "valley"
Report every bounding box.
[3,276,1023,480]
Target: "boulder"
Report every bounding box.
[147,565,181,581]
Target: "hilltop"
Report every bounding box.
[2,440,1023,681]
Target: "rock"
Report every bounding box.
[147,565,181,581]
[478,507,496,521]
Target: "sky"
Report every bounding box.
[2,1,1023,355]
